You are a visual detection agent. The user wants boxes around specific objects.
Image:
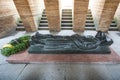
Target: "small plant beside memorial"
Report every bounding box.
[1,35,30,56]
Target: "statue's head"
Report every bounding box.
[95,31,106,40]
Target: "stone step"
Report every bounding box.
[19,20,94,25]
[42,12,72,15]
[43,9,75,12]
[38,27,49,30]
[39,23,48,26]
[40,19,94,22]
[17,23,23,26]
[41,17,48,20]
[109,27,118,30]
[37,27,72,30]
[19,21,105,28]
[86,17,93,20]
[61,20,72,23]
[41,16,93,20]
[26,20,114,26]
[17,26,117,31]
[87,11,92,14]
[19,20,22,23]
[16,26,25,31]
[62,14,92,16]
[17,9,118,31]
[111,20,116,23]
[42,12,92,16]
[62,9,91,12]
[85,27,96,30]
[85,24,95,27]
[62,15,72,17]
[61,27,72,30]
[86,14,92,17]
[110,23,117,27]
[40,20,48,23]
[62,12,72,14]
[40,20,94,23]
[62,9,72,12]
[38,26,96,30]
[61,23,72,27]
[86,20,94,23]
[61,23,95,27]
[62,17,72,20]
[62,15,93,18]
[39,22,95,26]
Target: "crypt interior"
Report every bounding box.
[0,0,120,80]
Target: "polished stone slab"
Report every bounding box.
[6,48,120,64]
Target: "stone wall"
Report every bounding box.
[0,0,17,38]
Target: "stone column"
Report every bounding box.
[114,3,120,31]
[98,0,119,32]
[90,0,105,29]
[73,0,89,32]
[44,0,61,32]
[13,0,37,32]
[0,0,17,38]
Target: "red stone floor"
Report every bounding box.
[7,48,120,64]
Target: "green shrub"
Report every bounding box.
[1,35,31,56]
[1,47,15,56]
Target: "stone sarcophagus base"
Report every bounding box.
[28,31,113,54]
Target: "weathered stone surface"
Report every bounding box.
[90,0,105,29]
[13,0,38,32]
[17,64,65,80]
[90,0,119,32]
[44,0,60,32]
[0,16,16,38]
[73,0,89,32]
[66,64,113,80]
[98,0,119,32]
[0,64,26,80]
[0,0,17,38]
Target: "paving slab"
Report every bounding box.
[105,64,120,80]
[0,64,26,80]
[65,63,113,80]
[17,63,65,80]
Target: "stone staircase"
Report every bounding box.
[16,9,118,31]
[16,18,25,31]
[38,9,96,30]
[109,20,118,30]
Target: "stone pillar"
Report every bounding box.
[0,0,17,38]
[28,0,45,26]
[73,0,89,32]
[90,0,105,29]
[13,0,37,32]
[98,0,119,32]
[44,0,61,32]
[115,3,120,31]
